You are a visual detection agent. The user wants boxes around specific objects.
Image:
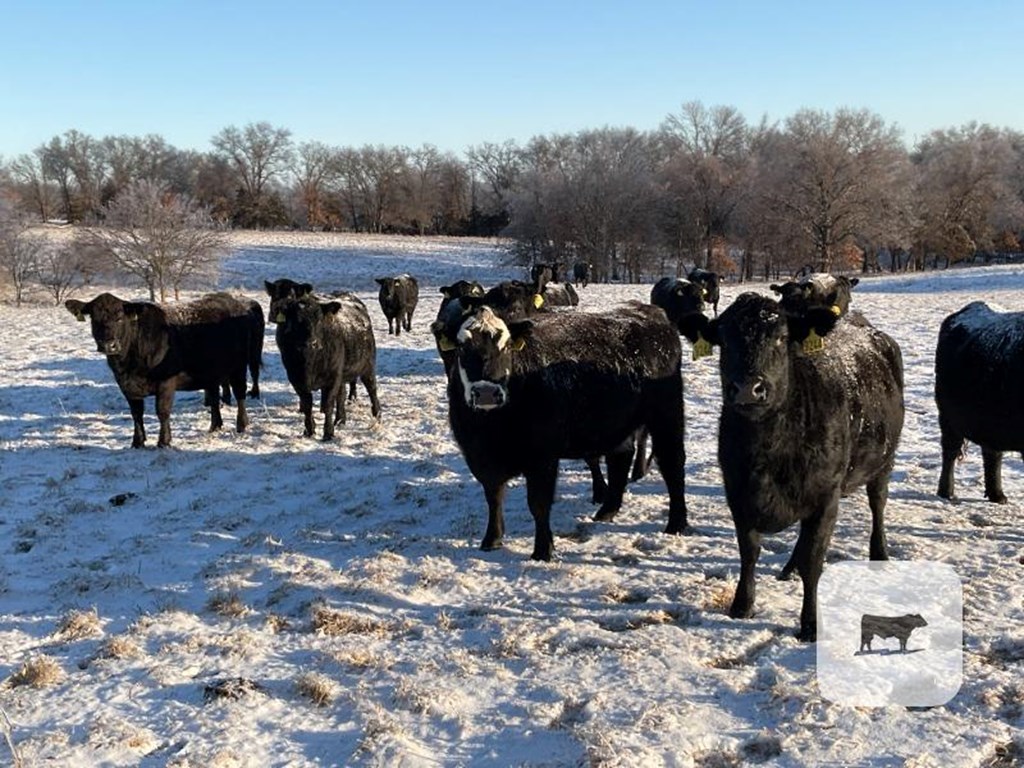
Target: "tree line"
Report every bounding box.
[1,103,1023,302]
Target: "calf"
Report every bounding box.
[274,292,381,440]
[700,293,904,641]
[375,274,419,335]
[436,302,690,560]
[65,292,264,448]
[687,268,721,315]
[935,301,1024,503]
[573,261,592,288]
[860,613,927,653]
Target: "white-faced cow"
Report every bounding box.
[699,292,904,641]
[273,292,381,440]
[375,274,419,336]
[65,292,265,448]
[434,302,690,561]
[935,301,1024,503]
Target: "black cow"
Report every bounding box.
[650,278,710,345]
[273,292,381,440]
[699,293,904,641]
[860,613,928,653]
[65,292,264,448]
[936,301,1024,503]
[375,274,419,336]
[687,268,721,315]
[530,262,561,287]
[265,277,314,317]
[435,302,690,560]
[573,261,592,288]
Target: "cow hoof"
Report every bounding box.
[480,538,503,552]
[729,600,753,620]
[776,568,796,582]
[531,549,553,562]
[593,509,616,523]
[986,493,1008,504]
[663,522,693,536]
[796,626,817,643]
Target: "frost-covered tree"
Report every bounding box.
[80,180,226,301]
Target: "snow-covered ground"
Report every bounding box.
[1,231,1022,767]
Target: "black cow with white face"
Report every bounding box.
[375,274,419,336]
[686,268,721,315]
[699,292,904,641]
[435,302,690,561]
[935,301,1024,503]
[273,292,381,440]
[65,292,264,448]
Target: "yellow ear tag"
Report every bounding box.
[532,294,544,309]
[511,337,527,352]
[830,304,842,316]
[803,329,825,353]
[275,312,286,323]
[438,336,456,351]
[692,334,712,360]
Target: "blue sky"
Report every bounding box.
[2,1,1021,159]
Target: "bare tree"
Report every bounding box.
[80,180,227,301]
[292,140,336,230]
[211,122,294,227]
[7,151,57,221]
[36,239,98,305]
[0,201,43,306]
[758,108,908,272]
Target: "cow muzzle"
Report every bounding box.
[99,340,122,356]
[727,377,769,407]
[466,381,508,411]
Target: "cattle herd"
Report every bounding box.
[64,264,1023,642]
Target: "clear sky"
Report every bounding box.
[2,0,1022,159]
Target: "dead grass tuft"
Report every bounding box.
[56,608,102,640]
[206,592,249,618]
[99,635,143,660]
[6,656,64,688]
[311,605,391,637]
[296,671,337,707]
[702,582,736,612]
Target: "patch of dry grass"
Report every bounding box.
[311,605,391,637]
[206,591,249,618]
[99,635,143,660]
[5,656,64,688]
[56,608,102,640]
[296,671,337,707]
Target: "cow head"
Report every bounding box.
[265,278,314,321]
[446,306,530,411]
[702,292,840,415]
[275,296,340,352]
[375,276,401,302]
[65,293,163,358]
[770,274,859,318]
[652,279,709,347]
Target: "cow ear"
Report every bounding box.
[677,312,710,347]
[506,319,534,351]
[65,299,89,321]
[375,278,386,286]
[264,280,275,296]
[440,286,452,297]
[321,301,343,316]
[769,283,783,295]
[300,283,314,295]
[787,306,840,352]
[849,277,860,288]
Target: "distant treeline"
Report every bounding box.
[2,103,1023,281]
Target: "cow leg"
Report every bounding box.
[794,509,838,642]
[585,456,607,505]
[321,385,343,441]
[630,426,650,482]
[937,420,962,500]
[526,461,559,561]
[206,387,224,431]
[231,374,248,433]
[777,550,798,581]
[347,380,357,402]
[155,383,176,448]
[730,525,761,619]
[480,482,507,551]
[393,316,401,337]
[128,398,146,448]
[298,391,315,437]
[387,317,395,335]
[362,374,381,419]
[403,311,412,332]
[593,448,630,522]
[648,414,688,534]
[981,447,1007,503]
[866,475,891,560]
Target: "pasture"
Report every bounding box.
[0,231,1022,766]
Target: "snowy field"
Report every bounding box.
[0,231,1022,767]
